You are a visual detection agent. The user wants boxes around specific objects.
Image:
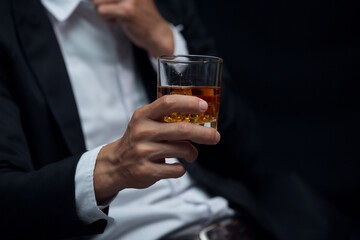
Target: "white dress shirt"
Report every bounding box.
[41,0,234,239]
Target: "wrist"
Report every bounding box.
[93,143,123,205]
[148,22,174,58]
[75,146,114,223]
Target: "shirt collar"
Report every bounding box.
[41,0,83,22]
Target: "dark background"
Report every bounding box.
[194,0,360,231]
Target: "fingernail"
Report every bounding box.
[199,100,208,112]
[215,131,221,143]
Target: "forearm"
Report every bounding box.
[148,23,189,70]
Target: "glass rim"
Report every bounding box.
[158,54,223,64]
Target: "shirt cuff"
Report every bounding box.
[75,145,114,224]
[148,24,189,70]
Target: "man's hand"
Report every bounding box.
[93,95,221,204]
[94,0,174,57]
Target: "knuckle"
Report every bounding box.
[161,95,176,109]
[122,2,136,18]
[131,108,145,122]
[132,125,152,142]
[133,143,151,156]
[177,122,191,136]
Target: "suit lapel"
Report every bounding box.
[12,0,86,155]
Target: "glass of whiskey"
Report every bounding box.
[157,55,223,129]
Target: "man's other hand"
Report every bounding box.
[94,0,174,57]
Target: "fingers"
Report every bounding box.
[127,118,220,145]
[96,3,127,20]
[151,162,186,179]
[151,121,221,145]
[137,141,199,163]
[95,0,139,22]
[129,96,219,145]
[125,159,186,187]
[145,95,209,121]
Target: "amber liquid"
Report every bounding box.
[158,86,221,129]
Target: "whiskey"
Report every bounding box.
[158,86,221,129]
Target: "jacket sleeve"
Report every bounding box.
[0,30,106,240]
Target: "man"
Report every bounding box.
[0,0,251,239]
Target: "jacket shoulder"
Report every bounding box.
[0,0,17,48]
[0,0,14,34]
[0,0,11,16]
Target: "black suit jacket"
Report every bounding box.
[0,0,220,239]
